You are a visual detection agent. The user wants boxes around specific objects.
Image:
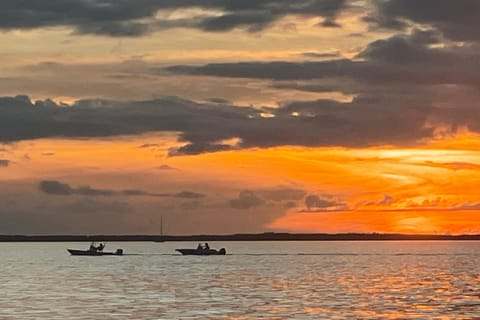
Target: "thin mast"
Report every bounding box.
[160,215,163,236]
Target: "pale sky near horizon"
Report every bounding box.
[1,0,480,235]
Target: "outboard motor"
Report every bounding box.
[219,248,226,255]
[115,249,123,255]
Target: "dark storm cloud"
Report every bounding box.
[229,190,265,209]
[167,30,480,87]
[0,0,350,36]
[3,27,480,154]
[162,30,480,146]
[370,0,480,42]
[357,29,444,64]
[39,180,205,198]
[0,89,472,155]
[0,95,254,152]
[0,0,157,37]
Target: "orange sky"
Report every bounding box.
[2,132,479,234]
[1,1,480,234]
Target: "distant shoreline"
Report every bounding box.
[0,233,480,242]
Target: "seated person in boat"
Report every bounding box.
[204,243,210,250]
[88,242,105,252]
[197,243,203,250]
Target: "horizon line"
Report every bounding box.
[1,232,480,241]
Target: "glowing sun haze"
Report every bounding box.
[1,0,480,235]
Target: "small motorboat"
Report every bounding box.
[176,244,226,255]
[67,242,123,256]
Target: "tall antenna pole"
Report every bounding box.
[160,215,163,237]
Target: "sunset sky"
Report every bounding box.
[1,0,480,235]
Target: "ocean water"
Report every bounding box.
[0,241,479,319]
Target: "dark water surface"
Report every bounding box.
[1,241,479,319]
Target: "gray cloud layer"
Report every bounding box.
[0,93,433,154]
[0,0,349,36]
[164,30,480,144]
[166,29,479,86]
[1,74,478,155]
[3,0,477,41]
[39,180,205,199]
[370,0,480,42]
[3,7,480,154]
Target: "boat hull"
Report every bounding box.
[176,248,226,255]
[67,249,123,256]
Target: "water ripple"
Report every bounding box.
[0,241,479,319]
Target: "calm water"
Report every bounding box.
[0,241,479,319]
